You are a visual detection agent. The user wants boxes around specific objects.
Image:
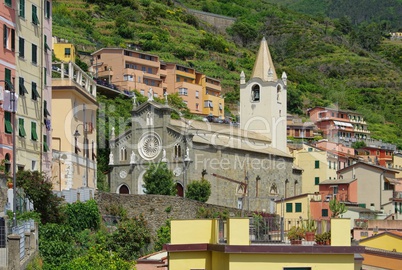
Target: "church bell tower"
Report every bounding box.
[240,37,288,153]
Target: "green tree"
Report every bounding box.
[60,244,133,270]
[64,199,101,232]
[186,179,211,203]
[107,215,152,260]
[154,219,171,251]
[16,170,64,224]
[143,163,176,195]
[329,199,347,218]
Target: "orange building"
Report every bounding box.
[90,48,224,118]
[359,231,402,270]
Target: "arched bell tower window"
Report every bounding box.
[277,85,281,101]
[120,146,127,161]
[174,144,181,158]
[251,84,260,102]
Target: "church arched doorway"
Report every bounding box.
[176,183,183,197]
[119,185,129,194]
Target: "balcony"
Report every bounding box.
[218,217,331,245]
[206,81,221,92]
[123,55,160,68]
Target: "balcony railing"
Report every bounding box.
[218,217,331,245]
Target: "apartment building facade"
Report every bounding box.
[1,0,52,176]
[90,48,224,118]
[308,106,370,141]
[0,0,16,172]
[51,62,97,191]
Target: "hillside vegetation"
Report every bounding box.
[53,0,402,148]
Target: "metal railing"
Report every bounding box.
[217,217,332,245]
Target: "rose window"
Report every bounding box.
[139,133,161,160]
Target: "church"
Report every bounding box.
[108,38,302,212]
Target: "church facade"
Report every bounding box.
[108,38,302,212]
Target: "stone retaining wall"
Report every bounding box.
[96,192,244,234]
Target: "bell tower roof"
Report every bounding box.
[251,37,277,82]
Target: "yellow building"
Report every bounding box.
[51,62,97,193]
[52,38,76,63]
[165,218,364,270]
[359,231,402,270]
[292,144,337,194]
[275,193,321,220]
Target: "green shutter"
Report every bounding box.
[18,118,26,137]
[44,67,47,85]
[5,112,12,134]
[5,0,11,6]
[19,77,28,96]
[315,160,320,169]
[32,44,37,64]
[44,100,50,117]
[19,37,24,58]
[5,68,13,91]
[44,36,51,51]
[43,135,49,152]
[358,203,366,209]
[19,0,25,17]
[45,0,50,19]
[286,203,293,213]
[31,82,40,100]
[315,177,320,185]
[32,5,40,25]
[322,209,328,217]
[31,122,38,140]
[295,203,302,213]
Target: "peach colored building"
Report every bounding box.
[90,48,224,118]
[308,106,370,141]
[337,162,400,215]
[359,231,402,270]
[51,62,97,191]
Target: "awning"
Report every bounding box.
[384,177,401,185]
[333,121,353,128]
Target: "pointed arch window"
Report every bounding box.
[277,85,281,101]
[251,84,260,102]
[120,146,127,161]
[174,144,181,158]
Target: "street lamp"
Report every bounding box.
[73,104,89,188]
[1,79,17,227]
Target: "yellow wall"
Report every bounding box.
[228,254,355,270]
[169,251,211,270]
[171,220,214,244]
[211,251,229,270]
[53,43,76,63]
[275,194,316,220]
[331,219,351,246]
[228,219,249,245]
[360,234,402,252]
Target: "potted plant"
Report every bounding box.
[315,231,331,245]
[287,226,305,245]
[303,218,316,241]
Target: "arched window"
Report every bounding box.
[285,179,289,198]
[120,146,127,161]
[294,180,298,196]
[174,144,181,158]
[277,85,281,101]
[251,84,260,102]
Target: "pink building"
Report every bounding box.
[0,0,17,170]
[308,106,370,141]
